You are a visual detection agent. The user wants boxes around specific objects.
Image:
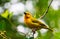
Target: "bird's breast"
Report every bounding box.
[24,19,31,24]
[24,19,33,28]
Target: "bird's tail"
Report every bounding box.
[47,28,53,32]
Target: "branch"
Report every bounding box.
[40,0,53,19]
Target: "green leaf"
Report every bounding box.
[9,12,13,19]
[1,10,9,19]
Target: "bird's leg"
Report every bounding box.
[32,28,36,38]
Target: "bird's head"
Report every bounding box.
[24,12,32,18]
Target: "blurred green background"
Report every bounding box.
[0,0,60,39]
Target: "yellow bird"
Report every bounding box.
[24,12,53,33]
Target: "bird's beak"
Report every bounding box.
[24,12,26,14]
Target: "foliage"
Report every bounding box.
[0,0,60,39]
[0,0,10,6]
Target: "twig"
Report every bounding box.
[40,0,53,19]
[32,29,36,39]
[33,32,34,39]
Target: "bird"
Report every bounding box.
[24,12,53,34]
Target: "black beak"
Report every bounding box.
[24,12,26,14]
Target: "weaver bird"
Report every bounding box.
[24,12,53,34]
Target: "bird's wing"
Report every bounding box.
[31,18,46,26]
[31,18,39,23]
